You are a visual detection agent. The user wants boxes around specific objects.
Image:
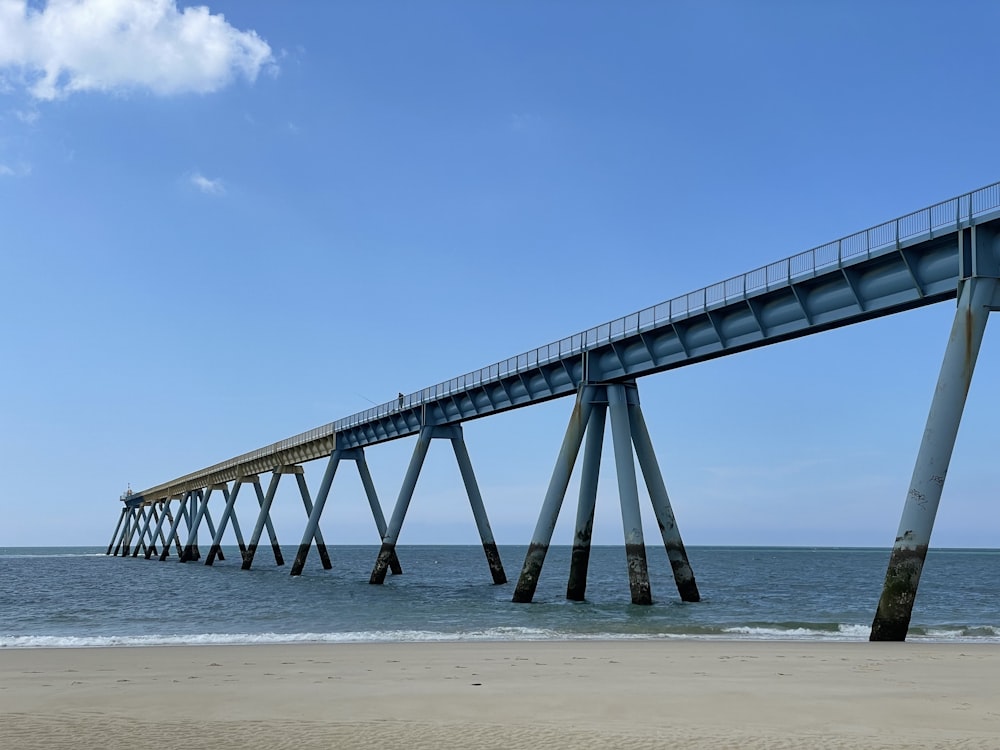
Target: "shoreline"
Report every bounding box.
[2,640,999,749]
[5,628,1000,649]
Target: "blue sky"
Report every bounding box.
[2,1,999,551]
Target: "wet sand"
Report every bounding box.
[1,640,998,749]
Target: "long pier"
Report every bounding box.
[109,181,1000,641]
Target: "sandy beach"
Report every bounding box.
[1,640,997,749]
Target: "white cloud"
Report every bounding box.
[0,0,275,100]
[190,172,224,195]
[0,164,13,176]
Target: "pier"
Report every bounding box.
[109,181,1000,641]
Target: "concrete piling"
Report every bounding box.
[628,399,700,603]
[871,277,996,640]
[566,401,606,601]
[607,384,652,605]
[513,387,595,603]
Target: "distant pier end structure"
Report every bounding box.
[109,181,1000,641]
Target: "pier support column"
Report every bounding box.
[243,470,291,570]
[293,470,333,570]
[607,383,652,605]
[147,503,171,559]
[629,397,700,602]
[513,386,596,603]
[130,506,156,558]
[355,451,402,575]
[207,481,245,566]
[181,488,212,562]
[566,399,607,601]
[370,427,433,584]
[130,505,146,557]
[451,429,506,584]
[871,275,998,641]
[106,508,127,555]
[227,502,248,560]
[159,492,192,562]
[118,508,134,556]
[200,499,224,561]
[292,446,405,577]
[290,451,342,576]
[187,492,201,560]
[168,497,185,557]
[252,475,284,566]
[111,508,131,556]
[122,507,142,557]
[514,381,699,604]
[141,506,159,557]
[370,424,503,585]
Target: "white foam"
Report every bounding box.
[0,628,562,649]
[721,624,871,641]
[915,625,1000,641]
[4,623,998,649]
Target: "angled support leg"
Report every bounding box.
[159,493,191,562]
[112,508,131,556]
[252,476,284,566]
[170,499,185,557]
[566,399,607,601]
[107,508,127,555]
[128,508,146,557]
[293,447,405,577]
[131,507,156,558]
[356,451,402,575]
[871,276,997,640]
[122,508,142,557]
[513,385,597,603]
[294,471,333,570]
[188,493,200,560]
[148,504,171,559]
[141,507,159,558]
[181,488,212,562]
[370,427,434,584]
[628,393,700,602]
[607,383,652,605]
[207,481,243,566]
[119,509,134,556]
[228,498,248,559]
[290,451,343,576]
[243,471,285,570]
[200,496,224,561]
[451,428,506,584]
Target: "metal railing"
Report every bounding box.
[149,180,1000,493]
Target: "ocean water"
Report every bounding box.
[0,545,997,648]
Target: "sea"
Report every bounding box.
[1,545,997,648]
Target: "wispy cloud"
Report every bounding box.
[191,172,225,195]
[15,107,38,124]
[0,0,276,101]
[0,162,30,177]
